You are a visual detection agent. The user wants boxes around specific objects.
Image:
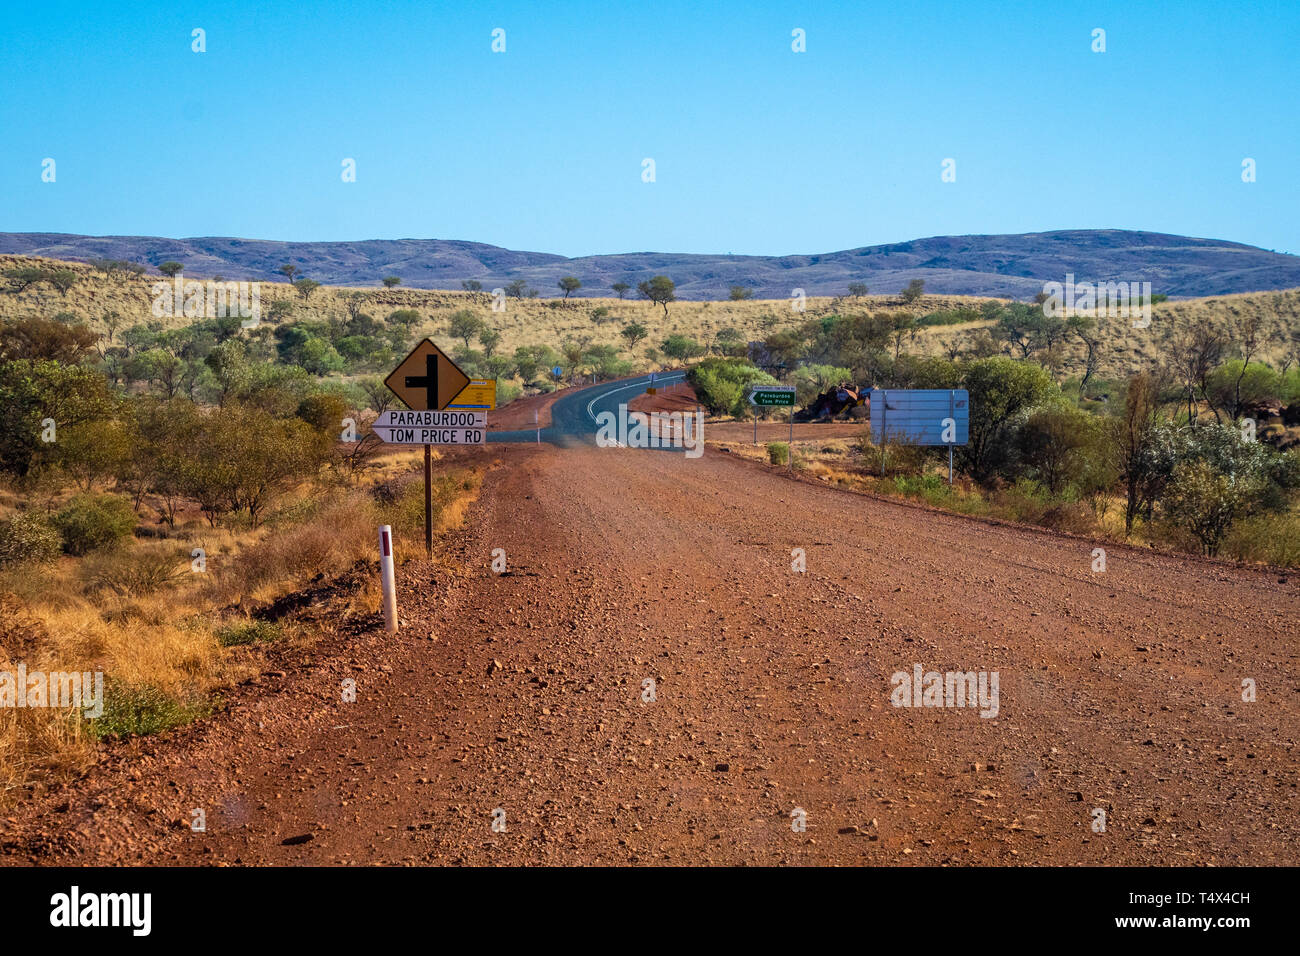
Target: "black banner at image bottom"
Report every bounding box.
[0,865,1272,942]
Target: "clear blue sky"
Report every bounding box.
[2,0,1297,256]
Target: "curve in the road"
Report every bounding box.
[489,371,687,446]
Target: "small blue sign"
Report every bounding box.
[552,366,563,378]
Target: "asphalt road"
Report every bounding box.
[489,372,688,445]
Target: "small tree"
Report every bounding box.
[729,285,754,301]
[279,264,299,283]
[1068,316,1105,395]
[267,299,295,323]
[1016,406,1105,494]
[382,276,402,288]
[620,322,648,350]
[1165,460,1261,556]
[448,310,486,349]
[478,327,501,357]
[1108,372,1169,534]
[48,269,78,294]
[461,279,482,291]
[293,278,320,300]
[1227,313,1265,420]
[661,334,704,362]
[558,276,582,300]
[158,261,184,278]
[342,292,367,321]
[611,281,630,299]
[848,282,869,298]
[714,327,747,358]
[638,275,676,318]
[900,279,925,305]
[387,308,421,327]
[0,316,99,363]
[1170,317,1227,424]
[102,310,122,343]
[959,357,1056,483]
[54,417,135,491]
[513,346,542,383]
[4,266,48,292]
[52,493,137,554]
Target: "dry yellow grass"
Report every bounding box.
[0,459,480,801]
[915,289,1300,379]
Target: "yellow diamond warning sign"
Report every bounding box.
[384,339,471,411]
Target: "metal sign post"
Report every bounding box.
[948,389,955,485]
[746,385,797,469]
[880,389,887,477]
[423,446,433,556]
[384,340,478,558]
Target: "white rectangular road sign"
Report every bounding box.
[375,410,486,429]
[373,425,486,445]
[870,389,969,446]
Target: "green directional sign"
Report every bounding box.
[747,386,796,407]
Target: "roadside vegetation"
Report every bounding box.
[0,306,480,798]
[704,304,1300,567]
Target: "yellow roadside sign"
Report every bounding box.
[447,379,497,410]
[384,339,471,411]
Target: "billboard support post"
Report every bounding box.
[880,389,887,477]
[424,444,433,557]
[948,389,955,486]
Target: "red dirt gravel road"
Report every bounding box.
[4,443,1298,865]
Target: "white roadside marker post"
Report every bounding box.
[379,525,398,633]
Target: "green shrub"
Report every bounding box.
[0,511,62,567]
[892,473,965,508]
[792,364,854,407]
[216,619,281,647]
[1163,459,1266,556]
[687,358,775,417]
[497,381,523,405]
[960,357,1058,482]
[767,442,790,465]
[52,494,138,555]
[1222,512,1300,568]
[88,679,213,738]
[1015,404,1112,495]
[1204,360,1283,416]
